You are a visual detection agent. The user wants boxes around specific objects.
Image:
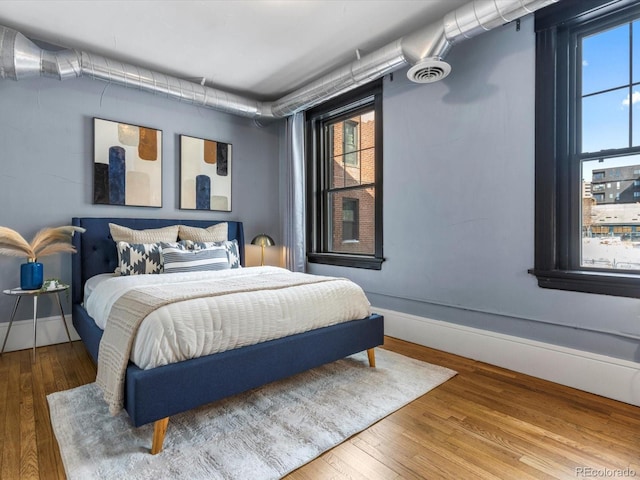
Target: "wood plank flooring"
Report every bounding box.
[1,337,638,479]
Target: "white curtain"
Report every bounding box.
[283,112,306,272]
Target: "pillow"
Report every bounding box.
[161,246,230,273]
[178,223,228,242]
[109,223,179,243]
[190,239,241,268]
[116,241,187,276]
[117,242,163,275]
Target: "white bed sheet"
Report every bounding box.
[85,266,371,370]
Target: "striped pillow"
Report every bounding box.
[161,246,230,273]
[189,240,242,268]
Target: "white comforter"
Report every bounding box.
[85,266,371,370]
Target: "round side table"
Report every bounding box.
[1,286,72,362]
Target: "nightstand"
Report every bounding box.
[1,286,72,362]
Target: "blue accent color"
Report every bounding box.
[72,301,383,427]
[216,143,228,176]
[108,146,126,205]
[20,262,43,290]
[195,175,211,210]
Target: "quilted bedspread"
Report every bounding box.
[86,267,371,413]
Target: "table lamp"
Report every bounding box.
[251,234,275,266]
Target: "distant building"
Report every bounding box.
[588,203,640,239]
[590,165,640,204]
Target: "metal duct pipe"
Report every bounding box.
[0,0,558,120]
[404,0,558,84]
[270,39,407,118]
[0,26,266,118]
[444,0,558,43]
[79,51,265,118]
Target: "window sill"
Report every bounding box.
[528,268,640,298]
[308,253,384,270]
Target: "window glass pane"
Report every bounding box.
[343,153,362,187]
[633,20,640,84]
[634,92,640,146]
[582,87,629,152]
[330,111,376,188]
[359,111,375,150]
[328,187,375,255]
[330,152,344,189]
[582,23,629,96]
[329,123,343,189]
[360,146,375,185]
[581,155,640,269]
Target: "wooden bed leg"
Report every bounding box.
[151,417,169,455]
[367,348,376,368]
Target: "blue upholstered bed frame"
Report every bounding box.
[71,217,384,451]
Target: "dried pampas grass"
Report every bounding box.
[0,225,85,261]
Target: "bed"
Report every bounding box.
[71,217,384,454]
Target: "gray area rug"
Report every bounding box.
[48,348,456,480]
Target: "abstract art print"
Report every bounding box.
[180,134,232,211]
[93,118,162,207]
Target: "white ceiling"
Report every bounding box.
[0,0,467,100]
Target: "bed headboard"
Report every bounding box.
[71,217,244,305]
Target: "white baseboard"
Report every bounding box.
[374,306,640,407]
[0,315,80,353]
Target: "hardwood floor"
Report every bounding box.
[1,337,638,479]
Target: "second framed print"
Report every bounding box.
[180,135,232,211]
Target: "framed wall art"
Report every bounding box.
[180,134,232,212]
[93,118,163,207]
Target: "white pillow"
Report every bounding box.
[178,223,227,242]
[109,223,179,243]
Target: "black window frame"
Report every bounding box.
[306,80,384,270]
[531,0,640,298]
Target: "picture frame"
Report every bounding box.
[93,117,163,207]
[179,134,232,212]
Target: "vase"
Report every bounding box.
[21,260,43,290]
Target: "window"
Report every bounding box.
[306,80,383,269]
[532,0,640,297]
[342,198,359,241]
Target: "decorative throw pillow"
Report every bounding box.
[161,246,230,273]
[116,241,187,275]
[190,240,241,268]
[178,223,228,243]
[109,223,179,243]
[117,242,162,275]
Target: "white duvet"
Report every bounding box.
[85,266,371,370]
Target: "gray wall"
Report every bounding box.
[0,76,281,321]
[308,15,640,364]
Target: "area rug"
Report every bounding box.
[47,348,456,480]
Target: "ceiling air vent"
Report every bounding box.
[407,58,451,84]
